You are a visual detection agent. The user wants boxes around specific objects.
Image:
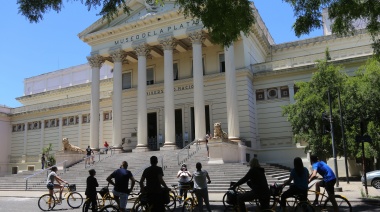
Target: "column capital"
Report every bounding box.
[288,84,295,89]
[159,37,177,50]
[110,49,127,63]
[87,55,105,68]
[188,31,205,44]
[134,44,151,57]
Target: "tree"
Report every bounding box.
[282,58,380,160]
[42,143,56,166]
[284,0,380,57]
[17,0,255,46]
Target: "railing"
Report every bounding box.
[176,140,202,166]
[84,148,116,169]
[24,160,68,190]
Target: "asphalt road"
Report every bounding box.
[0,197,379,212]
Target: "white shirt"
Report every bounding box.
[177,170,191,183]
[193,170,208,189]
[47,171,57,184]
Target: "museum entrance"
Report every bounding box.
[190,105,210,142]
[175,109,183,148]
[147,112,158,150]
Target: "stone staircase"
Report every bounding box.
[0,145,291,193]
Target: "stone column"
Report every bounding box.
[288,84,295,103]
[188,31,206,142]
[224,44,240,140]
[40,120,45,152]
[78,114,82,148]
[23,122,27,155]
[160,38,177,148]
[277,87,282,98]
[58,117,63,150]
[134,44,150,150]
[110,49,127,148]
[87,54,105,150]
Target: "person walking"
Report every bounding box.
[231,158,270,211]
[41,153,46,169]
[192,162,212,212]
[85,169,99,212]
[103,141,109,154]
[85,146,94,165]
[177,163,192,205]
[309,155,338,212]
[140,156,169,212]
[106,161,135,212]
[280,157,309,212]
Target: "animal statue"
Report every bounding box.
[213,122,228,139]
[62,138,86,153]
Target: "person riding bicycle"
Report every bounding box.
[106,161,135,212]
[46,166,68,203]
[140,156,169,212]
[280,157,309,212]
[309,155,338,212]
[230,158,270,211]
[177,163,192,205]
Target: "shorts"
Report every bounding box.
[319,179,336,195]
[47,182,59,190]
[112,189,129,209]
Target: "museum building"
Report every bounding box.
[0,0,374,176]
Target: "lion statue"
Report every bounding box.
[62,138,86,153]
[213,122,228,139]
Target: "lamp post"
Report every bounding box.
[327,90,342,191]
[337,91,349,183]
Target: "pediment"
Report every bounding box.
[79,0,178,38]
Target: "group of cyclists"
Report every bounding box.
[46,153,338,212]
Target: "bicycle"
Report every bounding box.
[131,188,174,212]
[82,184,116,212]
[169,182,193,210]
[307,179,352,212]
[38,183,83,211]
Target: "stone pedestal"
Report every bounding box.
[208,139,246,164]
[55,151,85,168]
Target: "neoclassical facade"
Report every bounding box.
[0,0,374,175]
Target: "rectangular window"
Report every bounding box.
[147,67,154,85]
[173,63,179,81]
[191,57,206,77]
[281,87,289,97]
[219,53,225,73]
[122,72,132,90]
[256,90,265,101]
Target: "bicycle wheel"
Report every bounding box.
[67,191,83,208]
[222,192,230,208]
[294,201,315,212]
[100,204,120,212]
[103,193,116,206]
[82,198,91,212]
[134,202,149,212]
[182,198,194,212]
[165,191,176,212]
[38,194,56,211]
[323,195,352,212]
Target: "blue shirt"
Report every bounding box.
[110,168,133,193]
[312,161,336,182]
[290,167,309,190]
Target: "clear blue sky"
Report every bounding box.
[0,0,322,108]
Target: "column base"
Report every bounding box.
[132,145,149,153]
[161,143,178,150]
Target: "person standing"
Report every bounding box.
[205,134,210,158]
[280,157,309,212]
[177,164,192,204]
[106,161,135,212]
[140,156,169,212]
[193,162,212,212]
[103,141,109,154]
[85,169,99,212]
[41,153,46,169]
[309,155,338,212]
[86,146,94,165]
[231,158,270,211]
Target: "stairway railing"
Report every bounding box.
[176,140,202,166]
[24,160,68,190]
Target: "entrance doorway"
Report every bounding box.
[190,105,210,141]
[147,112,158,150]
[175,109,183,148]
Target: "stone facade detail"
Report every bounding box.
[110,49,127,63]
[188,31,205,44]
[134,44,151,57]
[87,55,105,68]
[159,37,177,50]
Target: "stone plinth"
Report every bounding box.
[55,151,85,168]
[208,138,246,164]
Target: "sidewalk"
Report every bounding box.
[0,181,378,203]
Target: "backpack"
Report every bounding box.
[99,186,109,198]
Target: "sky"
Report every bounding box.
[0,0,323,108]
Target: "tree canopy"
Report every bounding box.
[282,58,380,160]
[284,0,380,57]
[17,0,255,46]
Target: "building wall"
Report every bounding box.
[0,109,11,176]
